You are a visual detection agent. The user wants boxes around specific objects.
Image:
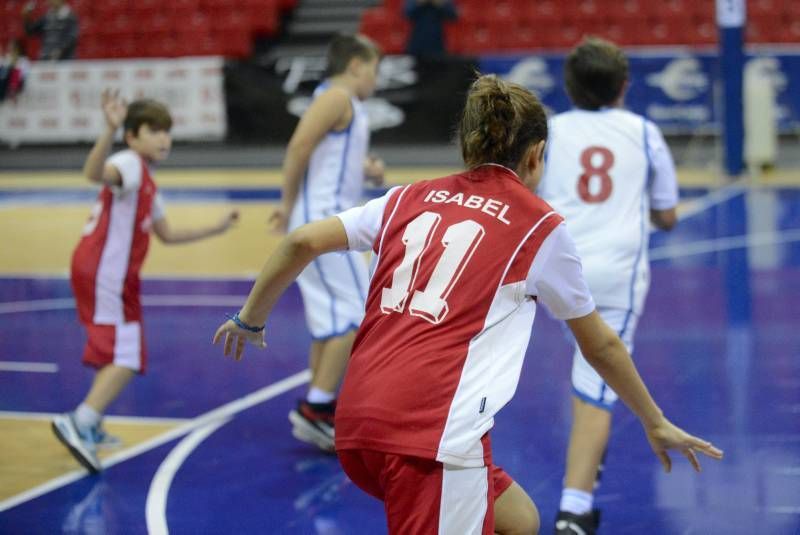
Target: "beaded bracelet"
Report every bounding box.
[227,312,265,333]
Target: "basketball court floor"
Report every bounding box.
[0,166,798,534]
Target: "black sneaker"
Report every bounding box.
[554,509,600,535]
[288,400,335,452]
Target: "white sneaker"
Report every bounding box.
[52,413,102,473]
[89,425,122,450]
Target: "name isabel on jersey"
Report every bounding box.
[423,190,512,225]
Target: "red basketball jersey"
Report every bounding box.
[335,165,585,468]
[71,150,158,325]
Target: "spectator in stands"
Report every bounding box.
[21,0,79,60]
[0,39,29,101]
[404,0,457,59]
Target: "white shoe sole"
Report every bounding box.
[288,411,335,452]
[51,415,101,473]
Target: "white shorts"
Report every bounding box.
[571,307,639,410]
[296,249,369,339]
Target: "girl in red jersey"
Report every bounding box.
[213,75,722,534]
[52,90,238,473]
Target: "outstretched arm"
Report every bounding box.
[152,210,239,244]
[213,217,350,359]
[567,311,723,472]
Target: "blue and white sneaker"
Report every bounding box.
[51,413,102,473]
[89,425,122,450]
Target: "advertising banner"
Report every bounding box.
[224,55,478,144]
[0,57,226,145]
[480,48,800,135]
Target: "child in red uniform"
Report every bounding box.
[52,90,238,473]
[213,76,722,534]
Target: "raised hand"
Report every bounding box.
[101,89,128,130]
[645,417,724,473]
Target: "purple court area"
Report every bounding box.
[1,188,799,534]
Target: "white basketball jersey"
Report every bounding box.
[538,109,654,314]
[289,82,370,229]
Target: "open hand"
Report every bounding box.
[268,206,288,235]
[220,210,239,231]
[212,319,266,361]
[101,89,127,130]
[645,417,723,473]
[364,155,385,185]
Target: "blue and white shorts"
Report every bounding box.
[571,307,639,410]
[296,249,369,340]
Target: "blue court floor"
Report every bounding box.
[1,184,799,534]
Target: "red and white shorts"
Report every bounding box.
[81,321,147,374]
[338,449,514,534]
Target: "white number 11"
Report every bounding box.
[380,211,485,324]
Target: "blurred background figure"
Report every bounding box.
[21,0,79,61]
[404,0,457,59]
[0,39,29,101]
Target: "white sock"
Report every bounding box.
[306,387,335,404]
[74,403,101,431]
[560,488,593,515]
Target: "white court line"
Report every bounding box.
[0,361,58,373]
[650,228,800,261]
[0,369,310,513]
[0,273,257,281]
[0,410,189,426]
[0,294,247,314]
[145,419,230,535]
[649,179,746,235]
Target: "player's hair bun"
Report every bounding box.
[459,74,548,171]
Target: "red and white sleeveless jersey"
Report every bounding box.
[71,150,164,325]
[335,164,595,467]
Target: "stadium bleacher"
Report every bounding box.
[1,0,298,60]
[360,0,800,54]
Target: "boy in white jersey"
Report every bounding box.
[51,90,238,473]
[268,33,384,451]
[213,75,720,535]
[537,38,679,535]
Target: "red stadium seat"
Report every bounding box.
[502,23,554,51]
[453,21,500,54]
[647,18,690,46]
[92,0,130,16]
[76,35,105,59]
[782,20,800,42]
[748,0,784,17]
[487,0,517,24]
[607,0,647,20]
[520,0,563,24]
[685,19,717,45]
[172,0,199,10]
[224,31,254,57]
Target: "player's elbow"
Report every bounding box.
[286,226,322,258]
[582,332,626,373]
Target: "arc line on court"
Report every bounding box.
[0,369,311,513]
